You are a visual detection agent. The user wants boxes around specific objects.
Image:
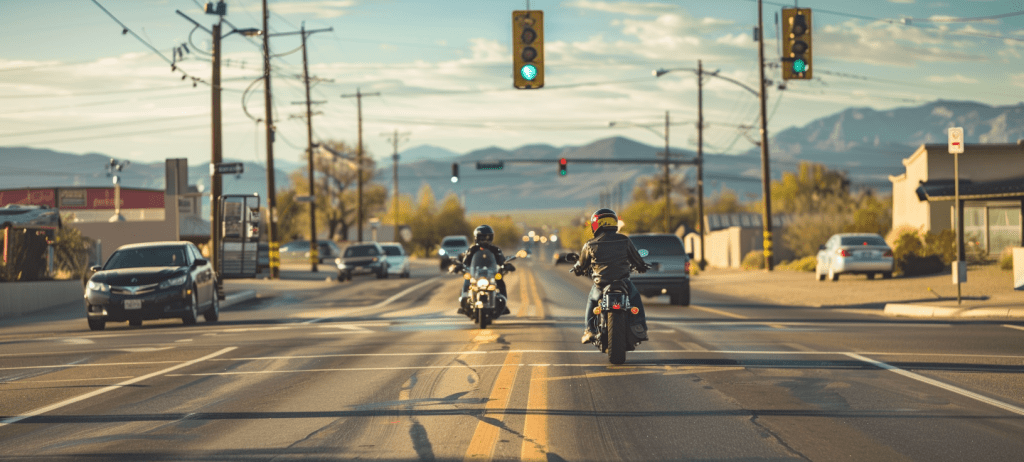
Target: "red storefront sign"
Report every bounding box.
[0,188,164,209]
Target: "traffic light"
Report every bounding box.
[451,163,459,183]
[558,158,567,176]
[512,10,544,89]
[781,8,812,80]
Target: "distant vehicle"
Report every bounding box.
[83,241,218,331]
[438,235,470,270]
[628,233,692,306]
[816,233,894,281]
[335,242,389,281]
[279,239,340,264]
[0,204,60,230]
[551,248,575,265]
[257,242,269,271]
[380,242,411,278]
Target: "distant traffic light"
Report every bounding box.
[512,10,544,89]
[558,158,567,176]
[781,8,812,80]
[451,163,459,183]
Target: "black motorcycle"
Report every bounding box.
[566,253,642,365]
[449,250,516,329]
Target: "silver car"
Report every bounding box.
[816,233,894,281]
[381,242,411,278]
[0,204,60,230]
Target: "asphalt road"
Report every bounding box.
[2,259,1024,461]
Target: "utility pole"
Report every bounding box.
[211,21,223,277]
[383,129,410,243]
[697,60,706,265]
[757,0,774,271]
[663,110,671,233]
[341,88,380,242]
[260,0,279,279]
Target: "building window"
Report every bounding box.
[963,206,986,252]
[988,207,1021,255]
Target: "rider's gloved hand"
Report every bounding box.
[504,263,516,272]
[570,264,584,276]
[635,264,651,274]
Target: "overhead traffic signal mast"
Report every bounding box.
[781,8,812,80]
[512,10,544,89]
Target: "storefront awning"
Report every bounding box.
[916,177,1024,202]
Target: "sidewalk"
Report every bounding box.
[691,263,1022,319]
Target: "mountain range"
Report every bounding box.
[2,100,1021,213]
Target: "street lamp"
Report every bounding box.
[654,61,771,269]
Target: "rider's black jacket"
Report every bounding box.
[459,243,506,267]
[572,229,650,286]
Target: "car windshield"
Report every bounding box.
[629,235,686,256]
[282,241,308,250]
[841,236,887,246]
[442,238,467,247]
[105,246,188,269]
[344,246,378,257]
[382,245,404,256]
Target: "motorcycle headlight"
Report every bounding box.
[476,278,488,289]
[487,284,496,291]
[87,280,110,292]
[159,274,188,289]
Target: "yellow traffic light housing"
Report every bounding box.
[781,8,812,80]
[513,10,544,89]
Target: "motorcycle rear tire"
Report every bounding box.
[608,311,627,365]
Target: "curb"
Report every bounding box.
[884,303,1024,319]
[222,290,257,308]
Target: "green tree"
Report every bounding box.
[771,161,851,215]
[435,192,473,241]
[408,184,437,257]
[471,215,524,251]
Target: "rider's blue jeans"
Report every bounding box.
[584,279,646,330]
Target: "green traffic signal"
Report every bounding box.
[520,64,538,81]
[792,58,807,73]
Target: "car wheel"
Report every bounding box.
[182,287,199,325]
[828,266,839,281]
[337,271,345,282]
[346,271,352,281]
[882,272,893,279]
[87,318,105,331]
[129,319,142,327]
[204,285,220,322]
[866,273,876,280]
[670,288,690,306]
[815,263,825,281]
[403,271,410,278]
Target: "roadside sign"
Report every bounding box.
[211,162,245,175]
[295,195,315,203]
[948,127,964,154]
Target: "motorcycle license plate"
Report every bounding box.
[124,299,142,310]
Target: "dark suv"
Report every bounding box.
[629,233,691,306]
[335,242,389,281]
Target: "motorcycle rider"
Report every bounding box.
[571,208,651,345]
[453,225,513,315]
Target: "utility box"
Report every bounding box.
[952,260,967,284]
[1014,248,1024,291]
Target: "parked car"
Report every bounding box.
[438,235,470,270]
[816,233,894,281]
[380,242,411,278]
[279,239,340,264]
[83,241,219,331]
[0,204,60,230]
[628,233,692,306]
[335,242,389,281]
[552,248,575,265]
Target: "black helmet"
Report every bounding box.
[474,225,494,244]
[590,208,618,234]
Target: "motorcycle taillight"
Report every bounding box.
[612,304,621,310]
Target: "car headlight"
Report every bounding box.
[159,274,188,289]
[335,258,342,265]
[438,249,446,256]
[87,280,110,292]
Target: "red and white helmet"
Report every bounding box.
[590,208,618,234]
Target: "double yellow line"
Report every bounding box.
[515,267,545,319]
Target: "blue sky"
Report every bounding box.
[2,0,1022,170]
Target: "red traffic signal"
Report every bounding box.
[559,158,567,176]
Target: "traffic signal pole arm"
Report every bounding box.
[654,67,759,98]
[462,158,699,166]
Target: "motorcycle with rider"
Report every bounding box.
[449,225,516,328]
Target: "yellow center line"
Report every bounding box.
[516,268,529,317]
[463,350,522,461]
[520,365,549,461]
[527,269,546,319]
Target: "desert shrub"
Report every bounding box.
[901,254,946,276]
[53,226,92,280]
[782,213,850,258]
[892,231,923,262]
[999,248,1015,271]
[923,229,956,265]
[741,250,764,270]
[778,255,817,272]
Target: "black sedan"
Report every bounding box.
[84,241,219,330]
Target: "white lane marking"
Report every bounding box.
[59,338,95,345]
[0,347,236,427]
[1003,324,1024,332]
[4,376,136,384]
[845,352,1024,417]
[303,277,441,324]
[175,339,193,343]
[0,360,181,371]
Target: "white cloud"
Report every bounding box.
[565,0,678,16]
[925,74,978,83]
[817,20,984,66]
[889,0,914,3]
[1012,73,1024,88]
